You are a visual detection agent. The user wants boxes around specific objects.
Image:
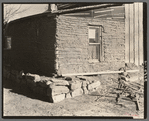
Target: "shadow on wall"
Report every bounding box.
[4,16,57,77]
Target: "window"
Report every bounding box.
[4,37,11,49]
[88,25,102,62]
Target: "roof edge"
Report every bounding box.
[7,3,124,24]
[51,3,123,14]
[8,12,55,25]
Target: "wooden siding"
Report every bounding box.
[125,4,130,63]
[125,2,143,65]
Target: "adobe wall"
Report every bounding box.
[4,15,57,76]
[56,15,125,75]
[4,13,125,76]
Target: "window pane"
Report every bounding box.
[89,28,95,39]
[89,27,99,43]
[95,28,99,43]
[5,37,11,49]
[89,45,100,60]
[89,38,96,43]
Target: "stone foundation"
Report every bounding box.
[3,63,144,103]
[3,66,101,103]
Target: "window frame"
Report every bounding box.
[4,36,11,50]
[88,25,102,62]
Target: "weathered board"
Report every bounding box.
[125,2,144,65]
[125,4,130,63]
[138,3,143,65]
[129,4,134,63]
[134,3,139,66]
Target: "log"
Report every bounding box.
[123,81,141,92]
[128,81,144,88]
[62,70,139,76]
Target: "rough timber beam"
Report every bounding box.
[53,4,123,14]
[62,70,139,76]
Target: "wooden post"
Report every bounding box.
[138,2,143,65]
[134,3,139,66]
[129,4,134,63]
[125,4,130,63]
[48,4,57,12]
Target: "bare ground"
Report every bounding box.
[3,76,144,118]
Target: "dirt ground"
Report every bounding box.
[3,76,144,118]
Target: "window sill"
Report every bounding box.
[89,43,100,45]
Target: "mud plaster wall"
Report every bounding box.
[5,15,57,76]
[56,15,125,75]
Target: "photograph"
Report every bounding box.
[2,2,147,119]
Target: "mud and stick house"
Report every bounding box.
[4,3,144,77]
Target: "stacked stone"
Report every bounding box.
[3,67,101,103]
[47,78,70,103]
[69,78,83,98]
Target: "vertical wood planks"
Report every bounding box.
[134,3,139,66]
[129,4,134,63]
[138,2,143,65]
[125,4,130,63]
[124,3,143,65]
